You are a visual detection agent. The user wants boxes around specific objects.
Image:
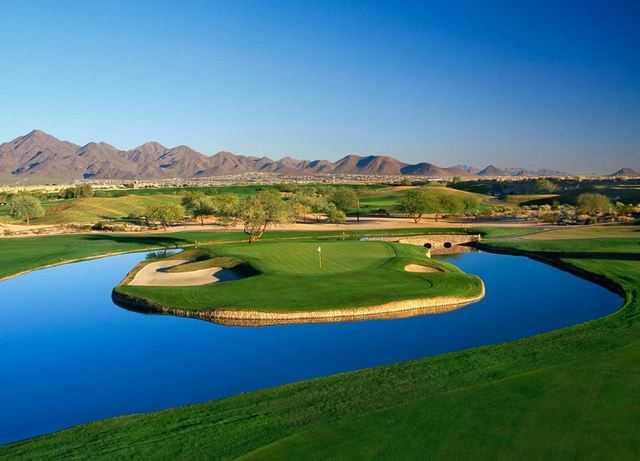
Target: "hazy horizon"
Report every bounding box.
[1,1,638,174]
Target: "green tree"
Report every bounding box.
[237,190,293,243]
[462,195,481,214]
[399,189,428,223]
[61,184,94,199]
[534,179,558,194]
[290,190,314,223]
[8,194,45,224]
[577,193,612,220]
[292,189,329,222]
[180,192,200,210]
[211,193,241,224]
[325,203,347,223]
[330,188,360,222]
[182,193,216,225]
[438,194,465,216]
[61,187,76,199]
[146,203,185,228]
[75,184,94,198]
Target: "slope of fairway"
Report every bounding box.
[35,194,182,224]
[358,185,495,214]
[240,342,639,461]
[1,230,638,459]
[115,240,483,312]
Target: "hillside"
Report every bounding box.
[610,168,639,177]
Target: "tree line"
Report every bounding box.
[143,186,360,243]
[398,187,482,223]
[1,183,628,232]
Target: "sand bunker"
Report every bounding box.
[128,259,224,286]
[404,264,443,273]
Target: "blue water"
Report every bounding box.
[0,251,621,444]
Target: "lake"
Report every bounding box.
[0,250,621,444]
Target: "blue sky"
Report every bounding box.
[0,0,638,173]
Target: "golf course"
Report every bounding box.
[113,240,484,324]
[0,224,638,459]
[3,2,639,458]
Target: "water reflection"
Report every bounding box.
[0,250,621,444]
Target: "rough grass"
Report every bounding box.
[358,186,495,213]
[33,195,183,224]
[503,193,560,205]
[1,227,639,459]
[116,240,482,312]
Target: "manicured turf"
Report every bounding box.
[116,240,482,312]
[2,227,638,459]
[0,226,521,281]
[0,232,248,280]
[524,224,640,240]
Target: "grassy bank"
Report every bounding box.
[0,226,524,280]
[115,240,483,312]
[2,227,638,459]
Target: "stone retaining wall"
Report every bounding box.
[112,281,485,327]
[383,233,481,250]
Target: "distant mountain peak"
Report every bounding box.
[478,165,505,176]
[135,141,167,150]
[610,167,639,177]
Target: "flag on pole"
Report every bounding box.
[318,246,322,268]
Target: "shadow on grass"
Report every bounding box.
[80,233,191,248]
[479,244,640,261]
[531,251,640,261]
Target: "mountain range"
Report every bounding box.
[0,129,608,185]
[610,168,639,177]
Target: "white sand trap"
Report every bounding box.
[404,264,443,273]
[128,259,224,286]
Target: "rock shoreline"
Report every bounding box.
[112,282,485,327]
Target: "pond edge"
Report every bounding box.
[111,282,485,327]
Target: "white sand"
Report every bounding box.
[404,264,443,273]
[128,259,223,286]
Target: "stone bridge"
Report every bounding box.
[380,233,481,251]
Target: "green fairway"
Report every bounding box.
[0,226,520,281]
[0,232,214,279]
[2,227,638,459]
[116,240,483,312]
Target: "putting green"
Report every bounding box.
[114,240,484,317]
